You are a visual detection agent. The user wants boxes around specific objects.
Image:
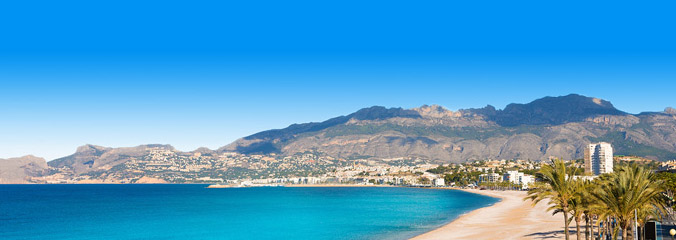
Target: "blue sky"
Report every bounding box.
[1,0,675,160]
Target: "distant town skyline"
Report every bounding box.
[1,0,675,160]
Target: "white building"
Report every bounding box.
[503,170,535,188]
[584,142,613,175]
[520,175,534,188]
[503,171,522,184]
[433,178,445,186]
[479,173,502,183]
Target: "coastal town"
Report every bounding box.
[28,142,670,190]
[26,144,541,186]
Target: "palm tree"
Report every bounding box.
[588,172,617,240]
[582,179,600,240]
[569,187,585,239]
[525,159,578,240]
[590,164,667,240]
[591,208,611,240]
[635,206,662,239]
[569,179,596,240]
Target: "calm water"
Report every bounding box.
[0,185,497,240]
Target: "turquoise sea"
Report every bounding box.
[0,185,498,240]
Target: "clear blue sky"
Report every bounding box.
[1,0,675,160]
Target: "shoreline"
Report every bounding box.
[206,184,398,188]
[411,189,566,240]
[283,184,395,187]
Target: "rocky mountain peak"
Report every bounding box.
[0,155,46,163]
[349,106,421,120]
[140,144,175,150]
[413,104,457,118]
[491,94,626,126]
[463,105,497,117]
[666,107,676,115]
[193,147,215,154]
[76,144,109,153]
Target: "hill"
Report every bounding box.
[48,144,177,175]
[0,155,48,183]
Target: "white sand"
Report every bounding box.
[412,189,572,240]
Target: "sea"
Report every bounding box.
[0,185,498,240]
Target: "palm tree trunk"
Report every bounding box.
[611,218,617,240]
[576,218,582,240]
[585,215,590,240]
[564,209,571,240]
[590,219,594,240]
[603,221,607,240]
[609,224,613,240]
[592,219,596,240]
[621,224,628,240]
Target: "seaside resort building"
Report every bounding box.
[503,171,534,188]
[479,173,502,183]
[584,142,613,175]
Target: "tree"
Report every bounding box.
[569,179,596,240]
[525,159,577,240]
[443,174,453,186]
[569,181,585,240]
[590,164,667,240]
[418,177,431,185]
[654,172,676,212]
[426,165,451,174]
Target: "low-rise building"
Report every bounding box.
[503,171,522,184]
[504,170,535,189]
[520,175,534,188]
[479,173,502,183]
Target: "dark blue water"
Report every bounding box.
[0,185,497,240]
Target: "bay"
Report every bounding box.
[0,185,497,240]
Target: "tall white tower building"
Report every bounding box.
[584,142,613,175]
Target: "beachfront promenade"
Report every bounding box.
[412,190,567,240]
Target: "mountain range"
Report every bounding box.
[2,94,676,183]
[222,94,676,162]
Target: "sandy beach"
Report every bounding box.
[284,184,394,187]
[412,189,568,240]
